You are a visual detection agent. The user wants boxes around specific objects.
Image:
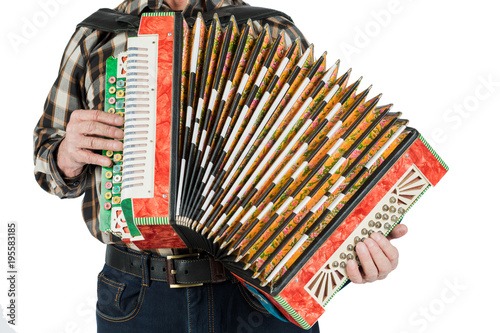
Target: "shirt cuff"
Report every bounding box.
[48,139,89,196]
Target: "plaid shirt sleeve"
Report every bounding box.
[33,27,96,199]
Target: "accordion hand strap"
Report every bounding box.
[77,5,294,33]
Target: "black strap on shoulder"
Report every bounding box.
[77,8,141,33]
[77,5,293,33]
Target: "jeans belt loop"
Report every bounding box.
[208,255,227,283]
[141,252,151,287]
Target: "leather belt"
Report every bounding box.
[105,245,228,288]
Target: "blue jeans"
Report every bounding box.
[96,251,320,332]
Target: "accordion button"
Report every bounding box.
[347,245,354,251]
[333,261,339,268]
[114,154,122,162]
[116,111,124,117]
[375,213,382,219]
[375,222,382,229]
[340,262,346,268]
[108,97,116,105]
[113,196,121,204]
[108,108,116,114]
[116,101,125,109]
[347,254,354,260]
[109,86,117,94]
[104,202,112,210]
[398,207,405,215]
[368,220,375,227]
[108,77,116,84]
[104,192,112,200]
[105,181,113,190]
[390,197,397,204]
[384,223,391,229]
[117,80,125,88]
[354,236,361,243]
[383,214,389,220]
[113,165,122,173]
[361,228,368,235]
[105,170,113,179]
[382,205,389,211]
[117,90,125,98]
[390,206,397,213]
[340,253,346,260]
[391,215,398,222]
[112,186,121,194]
[113,175,122,183]
[106,151,114,158]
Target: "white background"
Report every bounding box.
[1,0,499,332]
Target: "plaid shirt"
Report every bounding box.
[33,0,307,253]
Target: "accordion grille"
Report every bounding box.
[121,35,159,200]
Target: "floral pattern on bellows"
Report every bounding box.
[264,130,409,283]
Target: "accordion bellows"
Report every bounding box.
[98,12,448,329]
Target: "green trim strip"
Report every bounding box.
[142,12,175,17]
[418,134,449,171]
[273,296,311,330]
[134,217,170,225]
[99,57,118,233]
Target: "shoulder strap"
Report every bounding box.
[77,5,294,33]
[77,8,141,33]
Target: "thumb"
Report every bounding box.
[387,224,408,241]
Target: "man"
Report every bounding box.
[33,0,407,331]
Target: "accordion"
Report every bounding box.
[98,11,448,329]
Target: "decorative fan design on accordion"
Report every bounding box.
[307,262,345,304]
[305,165,431,306]
[392,168,429,206]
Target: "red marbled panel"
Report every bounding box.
[131,15,185,248]
[274,137,447,327]
[411,139,447,186]
[135,225,186,249]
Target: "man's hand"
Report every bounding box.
[346,224,408,284]
[57,110,124,178]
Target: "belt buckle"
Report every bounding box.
[166,253,204,288]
